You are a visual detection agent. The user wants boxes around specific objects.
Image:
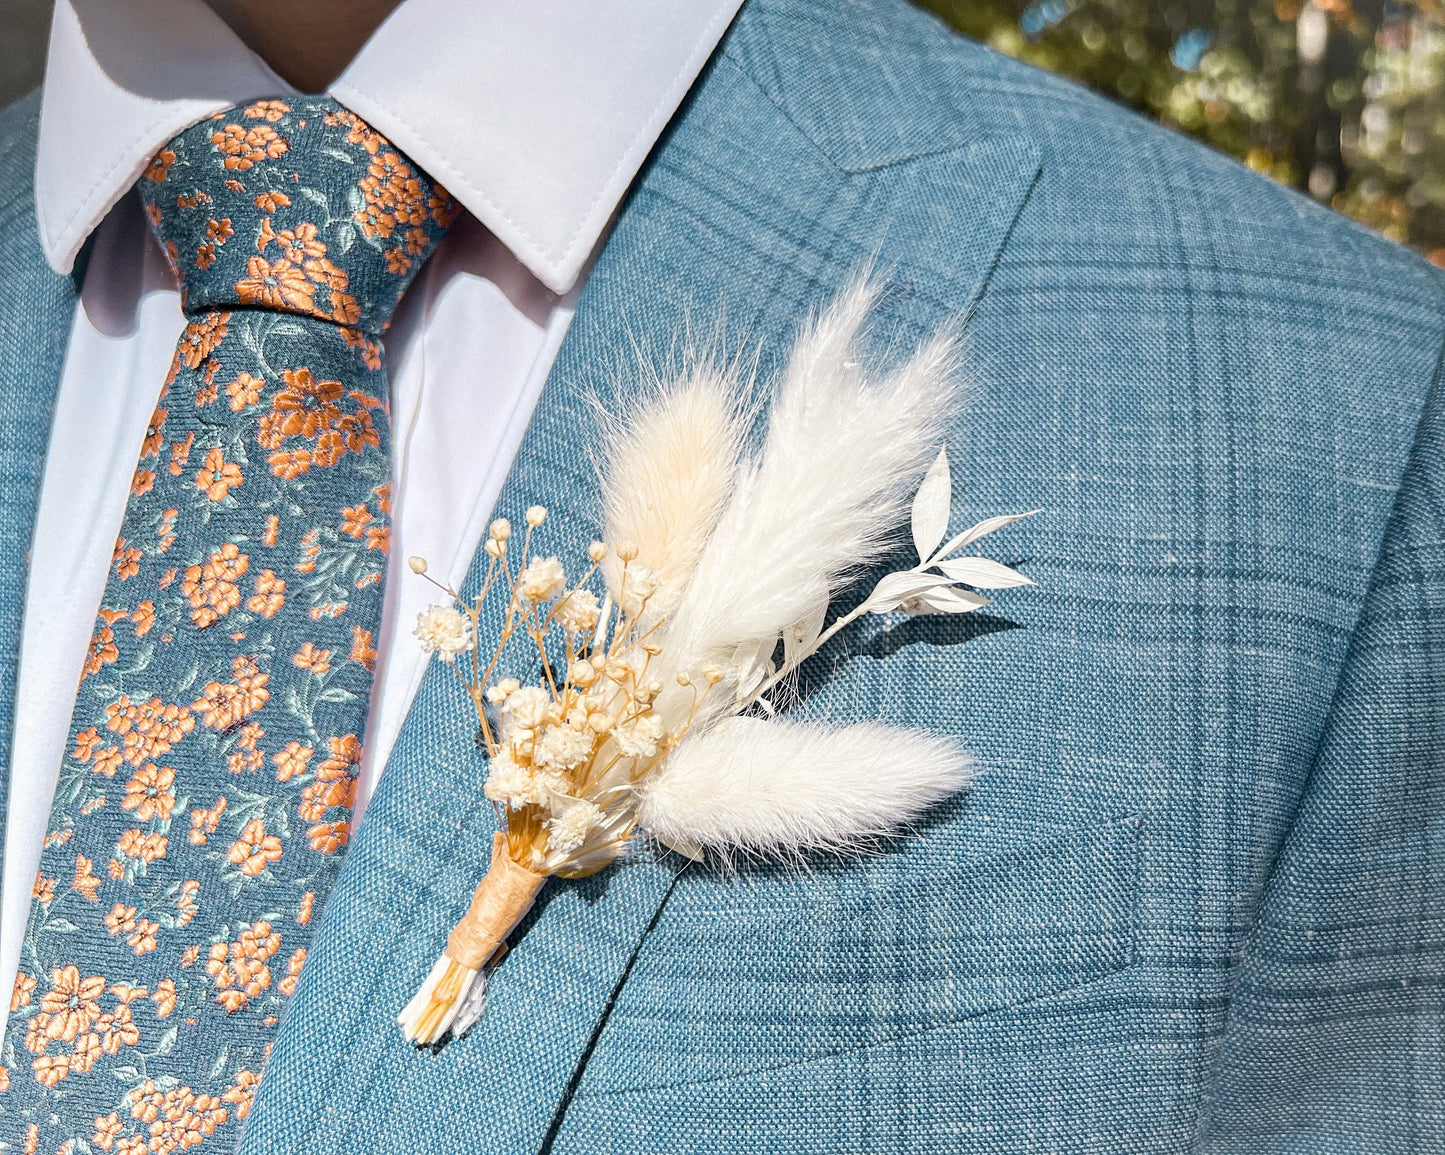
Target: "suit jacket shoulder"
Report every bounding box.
[728,0,1443,299]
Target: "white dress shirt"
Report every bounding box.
[0,0,743,1047]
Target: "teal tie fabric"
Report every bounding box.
[0,96,453,1152]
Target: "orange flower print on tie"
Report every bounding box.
[179,314,228,370]
[189,797,227,846]
[130,600,156,637]
[195,447,243,501]
[192,656,271,729]
[355,151,427,238]
[227,820,283,877]
[246,568,286,618]
[119,765,175,822]
[112,539,142,582]
[181,543,249,628]
[166,431,194,476]
[323,106,383,153]
[235,256,317,312]
[243,99,290,122]
[143,150,175,183]
[39,967,104,1044]
[226,371,264,411]
[274,222,327,263]
[71,728,100,762]
[91,747,123,779]
[291,642,331,674]
[271,741,312,783]
[253,190,290,213]
[346,632,377,679]
[339,503,372,537]
[210,123,288,170]
[82,625,119,678]
[116,830,168,865]
[142,408,167,458]
[103,696,194,767]
[70,857,101,903]
[273,368,341,437]
[9,974,35,1014]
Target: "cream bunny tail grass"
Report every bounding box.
[663,277,962,680]
[636,715,973,862]
[596,361,749,624]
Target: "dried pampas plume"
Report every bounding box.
[398,276,1040,1043]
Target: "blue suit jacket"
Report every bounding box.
[2,1,1442,1151]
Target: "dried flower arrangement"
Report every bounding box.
[397,281,1038,1044]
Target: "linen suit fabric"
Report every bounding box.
[0,98,453,1151]
[0,2,1440,1153]
[0,94,77,833]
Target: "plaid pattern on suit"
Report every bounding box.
[0,0,1440,1150]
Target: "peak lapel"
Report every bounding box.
[0,93,80,846]
[240,48,1040,1155]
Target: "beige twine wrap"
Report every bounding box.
[445,831,548,969]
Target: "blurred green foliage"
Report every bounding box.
[918,0,1445,262]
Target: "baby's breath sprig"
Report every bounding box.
[397,509,724,1045]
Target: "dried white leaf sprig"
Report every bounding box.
[397,280,1038,1045]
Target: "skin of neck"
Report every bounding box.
[203,0,405,93]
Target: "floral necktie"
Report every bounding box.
[0,96,454,1153]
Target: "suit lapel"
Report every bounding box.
[241,49,1040,1155]
[0,93,80,847]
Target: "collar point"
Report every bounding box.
[471,206,593,300]
[38,231,79,278]
[34,201,80,277]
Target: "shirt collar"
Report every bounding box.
[36,0,743,294]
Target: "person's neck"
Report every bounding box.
[203,0,404,93]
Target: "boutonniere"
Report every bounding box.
[397,281,1038,1045]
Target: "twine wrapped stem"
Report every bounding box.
[446,830,547,969]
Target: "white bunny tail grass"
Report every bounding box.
[596,362,748,623]
[665,277,963,672]
[396,956,483,1045]
[636,715,974,863]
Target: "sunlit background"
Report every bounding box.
[1,0,1443,259]
[920,0,1445,260]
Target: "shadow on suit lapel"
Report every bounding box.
[0,92,81,858]
[240,52,1041,1155]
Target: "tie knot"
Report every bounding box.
[138,96,457,334]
